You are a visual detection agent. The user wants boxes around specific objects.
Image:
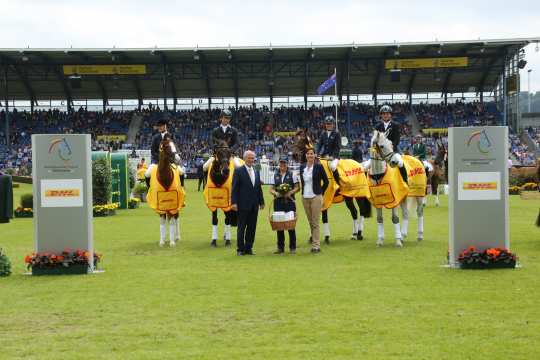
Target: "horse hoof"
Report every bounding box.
[357,232,363,241]
[324,236,330,245]
[159,241,165,247]
[395,240,403,247]
[170,241,176,247]
[225,240,231,247]
[376,239,384,247]
[210,240,217,248]
[350,233,357,240]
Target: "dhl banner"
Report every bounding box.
[273,131,297,137]
[457,171,500,201]
[40,179,83,208]
[422,128,449,135]
[385,57,468,70]
[96,135,127,142]
[63,65,147,75]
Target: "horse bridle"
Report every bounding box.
[371,143,395,163]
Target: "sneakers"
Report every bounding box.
[310,248,321,254]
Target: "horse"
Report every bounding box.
[203,140,242,247]
[366,130,427,247]
[146,136,185,247]
[293,130,371,243]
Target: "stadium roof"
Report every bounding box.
[0,37,539,105]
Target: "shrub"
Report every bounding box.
[132,182,148,195]
[20,193,34,209]
[0,248,12,277]
[520,182,539,191]
[92,158,112,205]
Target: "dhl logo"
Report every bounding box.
[408,167,425,177]
[343,168,363,177]
[463,182,497,190]
[45,189,80,197]
[212,196,225,200]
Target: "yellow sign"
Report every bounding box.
[96,135,127,142]
[422,128,448,135]
[273,131,297,137]
[385,57,468,70]
[63,65,147,75]
[463,182,497,190]
[45,189,81,197]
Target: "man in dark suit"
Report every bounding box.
[211,109,240,155]
[375,105,401,153]
[231,150,265,256]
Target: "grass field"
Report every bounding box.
[1,181,539,359]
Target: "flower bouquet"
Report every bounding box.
[457,246,517,269]
[25,248,102,276]
[276,183,292,197]
[128,198,141,209]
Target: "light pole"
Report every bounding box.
[527,69,532,113]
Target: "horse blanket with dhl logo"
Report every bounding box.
[203,159,240,212]
[147,165,185,215]
[401,155,427,197]
[368,166,409,209]
[320,159,370,210]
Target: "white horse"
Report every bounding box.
[363,131,428,247]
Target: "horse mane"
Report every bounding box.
[293,128,314,163]
[157,139,174,190]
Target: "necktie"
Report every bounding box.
[248,167,255,186]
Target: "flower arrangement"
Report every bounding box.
[520,182,539,191]
[276,183,292,196]
[457,246,517,269]
[128,197,141,209]
[0,248,12,277]
[14,207,33,218]
[508,186,521,195]
[93,203,119,217]
[25,248,102,275]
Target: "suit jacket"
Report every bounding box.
[211,126,240,154]
[299,163,329,196]
[375,121,401,153]
[231,166,264,211]
[316,130,341,158]
[151,132,173,164]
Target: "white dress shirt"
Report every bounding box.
[221,125,230,133]
[302,165,316,199]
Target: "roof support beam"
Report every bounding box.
[372,48,392,103]
[268,50,274,111]
[230,51,239,110]
[35,52,73,110]
[199,52,211,110]
[478,46,509,95]
[304,49,314,110]
[407,45,434,99]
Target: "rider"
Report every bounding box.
[375,105,401,153]
[316,115,341,172]
[204,109,242,171]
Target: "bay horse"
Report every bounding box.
[203,140,241,247]
[146,136,185,247]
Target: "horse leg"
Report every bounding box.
[417,198,424,241]
[376,208,384,247]
[432,175,440,207]
[322,210,330,244]
[223,211,232,247]
[400,199,409,240]
[159,214,167,247]
[211,210,218,247]
[168,213,177,247]
[345,197,359,240]
[357,197,372,240]
[392,207,403,247]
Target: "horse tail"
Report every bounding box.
[536,209,540,227]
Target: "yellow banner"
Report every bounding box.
[385,57,468,69]
[63,65,147,75]
[422,128,449,135]
[96,135,127,142]
[273,131,297,137]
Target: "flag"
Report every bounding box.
[316,73,336,95]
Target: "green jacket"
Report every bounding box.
[412,143,426,160]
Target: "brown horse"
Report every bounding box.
[148,136,184,247]
[206,140,238,247]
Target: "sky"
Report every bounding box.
[1,0,539,92]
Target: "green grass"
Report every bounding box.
[1,181,539,359]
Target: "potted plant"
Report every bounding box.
[0,248,12,277]
[25,248,102,276]
[14,193,34,218]
[128,197,141,209]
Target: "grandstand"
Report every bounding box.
[1,38,539,173]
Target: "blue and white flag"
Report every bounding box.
[316,73,336,95]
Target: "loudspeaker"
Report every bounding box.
[69,76,82,89]
[390,69,401,82]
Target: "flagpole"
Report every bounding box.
[333,67,338,132]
